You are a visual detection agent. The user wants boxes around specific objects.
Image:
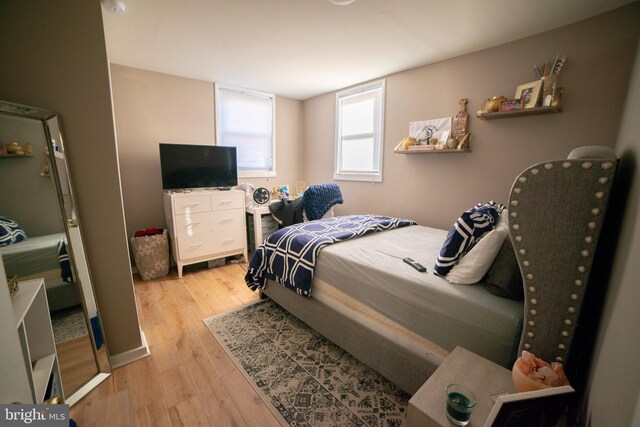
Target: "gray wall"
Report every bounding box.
[302,5,640,425]
[109,64,304,238]
[1,2,638,424]
[0,1,142,356]
[0,116,63,236]
[585,33,640,427]
[303,4,640,230]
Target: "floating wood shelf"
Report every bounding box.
[395,148,471,154]
[394,133,471,154]
[477,106,562,120]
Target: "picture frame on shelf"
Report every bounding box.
[409,117,452,145]
[499,99,524,111]
[515,80,542,109]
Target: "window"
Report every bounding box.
[334,80,385,182]
[215,84,276,178]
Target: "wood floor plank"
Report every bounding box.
[219,368,282,427]
[134,397,172,427]
[197,392,248,427]
[160,364,198,406]
[185,359,248,427]
[70,263,281,427]
[92,389,134,427]
[163,279,208,326]
[193,322,241,378]
[168,395,210,427]
[119,357,166,410]
[57,334,99,395]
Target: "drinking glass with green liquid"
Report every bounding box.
[446,384,476,426]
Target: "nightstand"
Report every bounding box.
[406,347,516,427]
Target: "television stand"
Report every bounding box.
[218,186,232,191]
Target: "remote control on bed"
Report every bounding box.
[403,257,427,272]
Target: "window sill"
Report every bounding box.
[334,172,382,183]
[238,170,276,179]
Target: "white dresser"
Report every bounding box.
[163,189,247,278]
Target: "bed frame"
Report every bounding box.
[263,146,618,394]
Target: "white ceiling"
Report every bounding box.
[102,0,632,100]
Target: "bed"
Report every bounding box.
[249,146,619,394]
[1,232,81,311]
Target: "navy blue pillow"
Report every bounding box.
[434,201,504,276]
[58,240,73,283]
[0,216,27,247]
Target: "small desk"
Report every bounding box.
[406,347,516,427]
[246,203,278,253]
[245,203,336,254]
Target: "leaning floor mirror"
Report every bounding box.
[0,100,111,405]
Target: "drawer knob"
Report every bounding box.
[223,239,234,244]
[188,244,203,249]
[221,218,233,223]
[219,201,232,205]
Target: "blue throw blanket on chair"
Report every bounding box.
[301,184,343,220]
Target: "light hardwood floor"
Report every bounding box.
[70,263,281,427]
[57,334,98,394]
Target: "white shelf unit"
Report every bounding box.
[164,189,248,277]
[12,278,63,403]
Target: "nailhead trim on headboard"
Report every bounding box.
[508,152,617,367]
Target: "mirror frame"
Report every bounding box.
[0,100,111,405]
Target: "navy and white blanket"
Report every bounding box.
[245,215,416,297]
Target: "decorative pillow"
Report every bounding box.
[446,211,509,284]
[434,201,504,276]
[58,240,73,283]
[0,216,27,247]
[485,238,524,300]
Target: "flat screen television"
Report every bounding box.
[159,143,238,190]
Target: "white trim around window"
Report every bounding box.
[334,79,385,183]
[215,83,276,178]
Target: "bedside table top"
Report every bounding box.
[407,346,516,427]
[246,204,271,214]
[246,199,284,215]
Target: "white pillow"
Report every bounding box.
[446,211,509,285]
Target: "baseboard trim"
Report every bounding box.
[109,329,151,369]
[66,373,111,406]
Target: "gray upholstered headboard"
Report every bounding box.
[508,146,618,370]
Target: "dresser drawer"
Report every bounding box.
[175,209,244,235]
[211,192,243,211]
[173,194,212,214]
[177,227,246,260]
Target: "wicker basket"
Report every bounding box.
[130,230,170,281]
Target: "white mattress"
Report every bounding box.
[313,225,524,367]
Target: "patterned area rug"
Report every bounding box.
[50,305,88,343]
[203,299,410,427]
